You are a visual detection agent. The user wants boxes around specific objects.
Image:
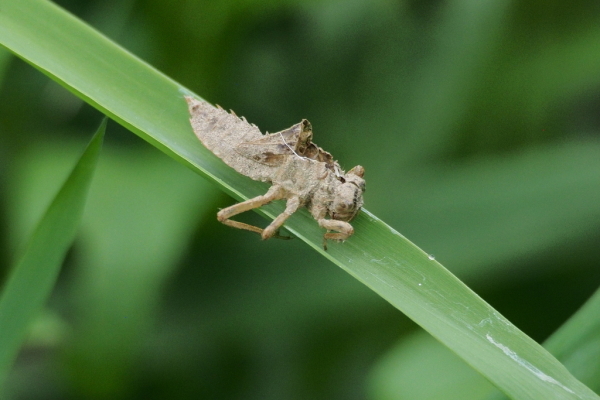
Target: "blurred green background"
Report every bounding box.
[1,0,600,399]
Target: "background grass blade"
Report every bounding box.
[0,119,105,388]
[544,287,600,393]
[0,1,597,399]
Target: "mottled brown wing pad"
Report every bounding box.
[186,96,276,182]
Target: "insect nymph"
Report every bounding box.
[186,96,365,249]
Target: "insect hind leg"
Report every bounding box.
[217,185,289,239]
[262,196,301,240]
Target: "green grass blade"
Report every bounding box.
[368,287,600,400]
[0,119,105,388]
[0,1,597,399]
[485,287,600,400]
[368,331,497,400]
[544,287,600,393]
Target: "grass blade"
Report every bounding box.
[0,1,597,398]
[368,286,600,400]
[0,119,105,388]
[544,287,600,393]
[485,287,600,399]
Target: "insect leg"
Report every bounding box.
[217,185,284,236]
[317,219,355,250]
[262,197,301,240]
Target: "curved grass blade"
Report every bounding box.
[0,1,597,398]
[0,119,105,389]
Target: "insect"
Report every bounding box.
[186,96,365,249]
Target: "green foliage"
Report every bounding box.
[0,119,104,389]
[0,0,599,399]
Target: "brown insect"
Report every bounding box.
[186,96,365,249]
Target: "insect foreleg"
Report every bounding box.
[317,219,355,250]
[262,197,301,240]
[217,185,285,237]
